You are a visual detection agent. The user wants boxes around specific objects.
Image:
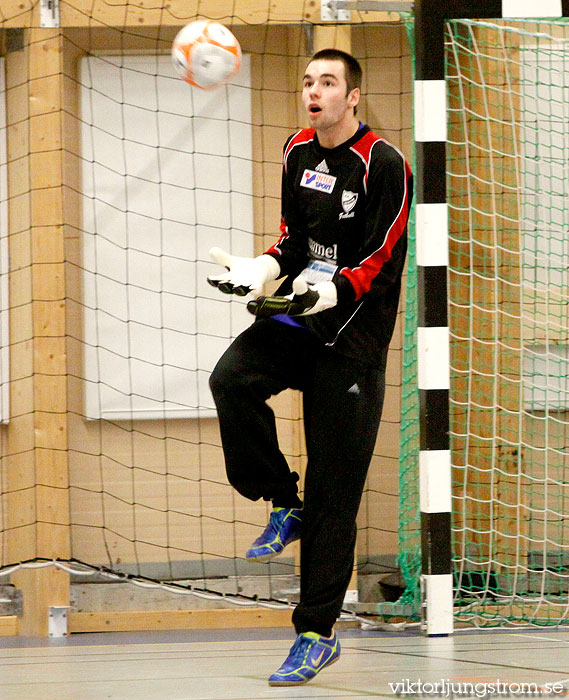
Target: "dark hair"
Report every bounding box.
[310,48,363,95]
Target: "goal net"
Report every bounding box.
[0,5,414,621]
[8,3,568,632]
[446,17,569,626]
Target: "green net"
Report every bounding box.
[447,18,569,626]
[384,16,569,627]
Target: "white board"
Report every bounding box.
[520,47,569,410]
[80,54,254,419]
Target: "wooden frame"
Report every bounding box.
[0,1,410,636]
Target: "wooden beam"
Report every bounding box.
[70,607,293,633]
[11,567,69,637]
[312,16,358,606]
[0,616,18,636]
[314,24,352,52]
[447,23,526,579]
[5,27,71,637]
[456,603,569,624]
[0,0,411,28]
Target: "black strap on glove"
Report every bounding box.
[247,286,320,318]
[207,278,251,297]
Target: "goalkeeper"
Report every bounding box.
[208,48,413,686]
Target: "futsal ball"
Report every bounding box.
[171,20,241,90]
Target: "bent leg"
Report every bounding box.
[209,320,321,506]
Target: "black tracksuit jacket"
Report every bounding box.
[266,124,413,367]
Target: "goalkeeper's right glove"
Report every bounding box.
[207,247,280,297]
[247,276,337,317]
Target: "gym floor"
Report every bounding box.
[1,626,568,699]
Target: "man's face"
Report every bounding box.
[302,59,359,132]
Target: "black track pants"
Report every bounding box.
[209,319,387,636]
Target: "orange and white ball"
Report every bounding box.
[172,20,241,90]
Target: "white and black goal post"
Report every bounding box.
[414,0,569,636]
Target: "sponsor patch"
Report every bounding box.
[300,259,337,284]
[301,169,336,193]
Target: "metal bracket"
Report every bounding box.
[40,0,60,28]
[0,587,23,616]
[48,606,69,637]
[321,0,351,22]
[343,589,359,604]
[5,29,25,53]
[303,24,314,56]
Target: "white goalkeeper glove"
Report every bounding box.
[247,275,337,317]
[207,247,280,297]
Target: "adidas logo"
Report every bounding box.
[315,159,330,174]
[348,383,360,395]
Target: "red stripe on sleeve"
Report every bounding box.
[283,129,315,172]
[267,129,315,256]
[349,130,381,188]
[265,218,289,257]
[340,158,412,300]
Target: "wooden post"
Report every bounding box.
[313,22,359,602]
[447,23,527,593]
[0,4,408,634]
[314,24,351,53]
[6,22,71,636]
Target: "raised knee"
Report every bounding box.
[209,359,229,398]
[209,352,243,399]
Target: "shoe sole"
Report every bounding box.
[246,552,279,563]
[268,655,339,686]
[246,534,300,563]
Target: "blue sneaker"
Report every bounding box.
[246,507,302,562]
[268,631,340,686]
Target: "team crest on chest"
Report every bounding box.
[340,190,358,219]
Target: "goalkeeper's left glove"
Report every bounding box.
[207,247,280,297]
[247,276,337,318]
